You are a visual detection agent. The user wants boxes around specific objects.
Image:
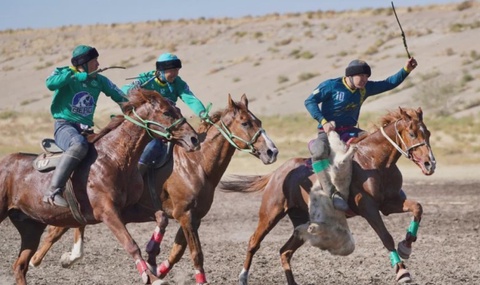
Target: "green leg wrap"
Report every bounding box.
[390,250,402,267]
[407,220,419,237]
[312,159,329,174]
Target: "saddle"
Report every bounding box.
[32,138,64,172]
[33,138,88,225]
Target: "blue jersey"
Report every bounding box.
[305,68,410,128]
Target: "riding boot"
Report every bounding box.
[138,162,149,176]
[43,145,86,208]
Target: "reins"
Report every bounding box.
[123,108,186,140]
[380,119,426,159]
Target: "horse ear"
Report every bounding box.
[241,94,248,109]
[416,107,423,121]
[228,93,239,110]
[398,106,411,121]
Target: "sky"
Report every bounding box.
[0,0,466,31]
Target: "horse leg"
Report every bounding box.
[356,193,412,283]
[239,201,289,285]
[145,210,169,268]
[155,226,189,279]
[30,226,69,267]
[9,215,46,285]
[100,210,158,284]
[60,226,85,268]
[279,232,305,285]
[380,196,423,260]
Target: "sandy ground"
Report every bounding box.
[0,168,479,285]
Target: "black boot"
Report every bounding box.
[138,162,149,176]
[43,146,85,208]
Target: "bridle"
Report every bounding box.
[203,110,263,155]
[123,108,186,140]
[380,119,427,159]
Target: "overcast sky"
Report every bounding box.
[0,0,466,31]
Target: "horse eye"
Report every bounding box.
[409,131,416,139]
[242,121,251,128]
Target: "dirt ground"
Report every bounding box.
[1,178,479,285]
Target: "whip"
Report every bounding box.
[391,1,411,58]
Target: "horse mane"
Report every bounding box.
[89,88,164,143]
[369,107,419,132]
[197,109,224,133]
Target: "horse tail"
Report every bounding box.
[218,173,273,193]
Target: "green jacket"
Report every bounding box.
[122,71,206,116]
[47,66,126,127]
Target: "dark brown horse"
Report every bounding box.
[28,94,279,285]
[219,107,436,285]
[0,88,200,285]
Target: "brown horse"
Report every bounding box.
[0,88,200,285]
[219,107,436,285]
[28,94,279,284]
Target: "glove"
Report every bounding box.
[199,111,210,121]
[74,72,88,82]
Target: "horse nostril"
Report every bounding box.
[191,137,199,146]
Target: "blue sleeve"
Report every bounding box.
[304,82,330,124]
[366,68,409,96]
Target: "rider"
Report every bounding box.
[305,57,418,211]
[122,52,208,173]
[43,45,127,207]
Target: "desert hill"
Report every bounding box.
[1,1,479,119]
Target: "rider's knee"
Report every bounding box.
[308,135,330,161]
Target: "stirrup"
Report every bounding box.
[43,188,68,208]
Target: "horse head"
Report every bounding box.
[207,94,278,164]
[381,107,436,175]
[122,88,200,152]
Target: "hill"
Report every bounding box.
[0,1,479,173]
[1,1,480,118]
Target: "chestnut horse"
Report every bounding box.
[0,88,200,285]
[28,94,279,285]
[219,107,436,285]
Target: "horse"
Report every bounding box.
[0,88,200,285]
[218,107,436,285]
[28,94,279,285]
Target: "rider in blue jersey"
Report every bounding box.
[305,57,418,211]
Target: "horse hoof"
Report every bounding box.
[396,267,412,283]
[398,240,412,259]
[152,279,169,285]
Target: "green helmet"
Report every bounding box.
[156,53,182,71]
[71,45,99,66]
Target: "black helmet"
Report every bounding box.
[345,60,371,77]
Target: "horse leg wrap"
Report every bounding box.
[195,270,207,284]
[312,159,329,174]
[389,250,402,267]
[146,227,163,256]
[158,260,171,277]
[135,259,149,284]
[407,220,419,238]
